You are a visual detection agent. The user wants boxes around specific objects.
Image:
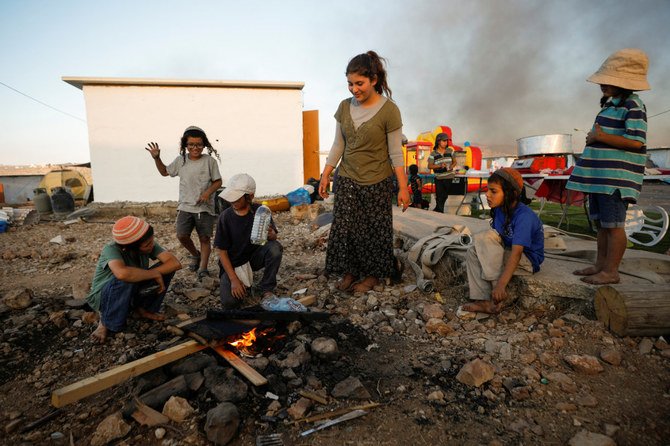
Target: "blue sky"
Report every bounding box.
[1,0,669,165]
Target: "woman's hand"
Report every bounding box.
[397,186,410,212]
[267,226,277,241]
[318,175,330,199]
[145,142,161,159]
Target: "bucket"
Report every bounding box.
[33,188,52,214]
[50,187,75,216]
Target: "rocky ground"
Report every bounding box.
[1,207,669,446]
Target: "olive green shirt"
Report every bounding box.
[334,98,403,185]
[86,241,164,311]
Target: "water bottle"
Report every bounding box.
[250,204,272,245]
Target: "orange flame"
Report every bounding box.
[228,328,257,350]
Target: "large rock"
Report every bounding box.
[184,288,211,300]
[544,371,577,393]
[422,303,445,321]
[311,337,339,360]
[568,430,616,446]
[456,359,495,387]
[331,376,371,399]
[205,403,240,445]
[425,318,454,336]
[90,412,131,446]
[170,352,217,375]
[71,279,90,299]
[564,355,604,375]
[162,396,194,422]
[3,288,33,310]
[204,366,248,403]
[287,397,313,420]
[600,348,622,366]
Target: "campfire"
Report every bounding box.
[226,326,286,357]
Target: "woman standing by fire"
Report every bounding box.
[318,50,410,293]
[566,48,650,285]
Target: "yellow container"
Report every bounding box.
[255,196,290,212]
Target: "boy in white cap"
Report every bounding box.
[87,216,182,342]
[214,174,283,308]
[566,48,650,285]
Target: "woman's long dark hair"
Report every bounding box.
[488,172,530,235]
[346,50,392,99]
[179,127,221,165]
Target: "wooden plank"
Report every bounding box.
[211,345,268,386]
[299,390,328,405]
[51,340,206,408]
[176,315,206,328]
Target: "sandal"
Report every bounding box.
[197,269,210,280]
[188,253,201,272]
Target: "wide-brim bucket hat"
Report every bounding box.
[587,48,650,91]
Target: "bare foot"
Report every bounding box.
[580,272,620,285]
[573,266,601,276]
[352,276,379,293]
[337,273,356,291]
[461,300,502,314]
[91,321,108,343]
[262,291,276,298]
[136,308,167,321]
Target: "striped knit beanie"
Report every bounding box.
[495,168,524,193]
[112,216,150,245]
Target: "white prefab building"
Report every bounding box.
[63,77,306,203]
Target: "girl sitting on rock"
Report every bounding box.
[461,168,544,314]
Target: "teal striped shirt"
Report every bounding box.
[566,94,647,203]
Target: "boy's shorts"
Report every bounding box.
[588,190,628,229]
[176,211,215,238]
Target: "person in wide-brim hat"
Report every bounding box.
[566,48,650,286]
[586,48,650,91]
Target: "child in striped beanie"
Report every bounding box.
[86,216,182,342]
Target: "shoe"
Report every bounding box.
[188,253,201,272]
[197,269,210,280]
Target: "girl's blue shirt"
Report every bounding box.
[491,203,544,272]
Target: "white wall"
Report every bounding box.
[81,84,304,202]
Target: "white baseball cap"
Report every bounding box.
[221,173,256,202]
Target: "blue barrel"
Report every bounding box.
[50,187,75,216]
[33,188,52,214]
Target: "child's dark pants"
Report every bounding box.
[99,268,174,332]
[219,240,283,309]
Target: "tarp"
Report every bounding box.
[38,169,89,199]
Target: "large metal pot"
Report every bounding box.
[516,134,572,157]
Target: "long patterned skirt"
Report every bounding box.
[325,176,395,278]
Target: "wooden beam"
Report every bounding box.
[211,345,268,386]
[51,340,206,407]
[595,284,670,336]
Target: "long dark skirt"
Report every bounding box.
[325,176,395,279]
